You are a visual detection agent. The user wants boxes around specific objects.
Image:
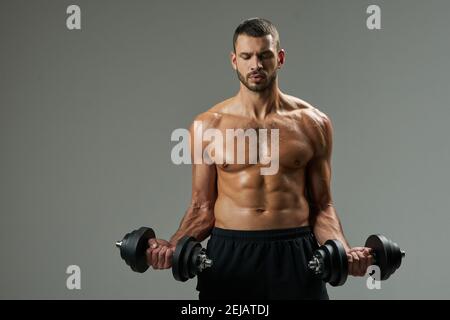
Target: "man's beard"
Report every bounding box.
[236,69,277,92]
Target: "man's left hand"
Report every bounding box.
[347,247,374,276]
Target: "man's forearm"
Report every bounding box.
[311,205,351,252]
[168,204,215,246]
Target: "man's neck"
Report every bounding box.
[237,81,282,120]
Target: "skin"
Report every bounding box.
[147,33,373,277]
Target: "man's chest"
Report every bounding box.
[207,117,315,171]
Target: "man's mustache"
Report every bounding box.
[248,71,266,78]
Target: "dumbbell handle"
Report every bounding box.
[115,238,154,248]
[197,249,213,271]
[370,250,406,265]
[308,248,406,272]
[115,234,211,266]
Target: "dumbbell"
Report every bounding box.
[307,234,406,286]
[115,226,213,282]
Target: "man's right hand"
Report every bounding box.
[146,238,176,269]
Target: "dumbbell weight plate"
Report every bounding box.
[319,243,333,283]
[326,239,348,287]
[368,234,404,280]
[365,234,392,280]
[389,239,403,274]
[172,235,195,282]
[188,244,203,278]
[119,227,155,273]
[181,238,198,281]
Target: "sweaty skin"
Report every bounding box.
[147,33,373,277]
[204,95,326,231]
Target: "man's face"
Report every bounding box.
[231,34,284,92]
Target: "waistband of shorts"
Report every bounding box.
[210,226,313,241]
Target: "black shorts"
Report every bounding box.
[196,226,329,300]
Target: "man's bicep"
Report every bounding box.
[190,162,217,208]
[188,114,218,208]
[305,156,333,211]
[304,110,334,210]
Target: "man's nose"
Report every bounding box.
[250,56,263,70]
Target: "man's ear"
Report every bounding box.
[230,51,237,71]
[277,49,285,69]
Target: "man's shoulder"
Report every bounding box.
[191,97,236,128]
[284,94,331,127]
[285,95,332,154]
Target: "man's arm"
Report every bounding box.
[305,112,351,251]
[147,112,218,269]
[305,111,373,276]
[168,112,218,245]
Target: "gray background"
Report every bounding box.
[0,0,448,299]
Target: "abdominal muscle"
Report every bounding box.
[213,166,311,230]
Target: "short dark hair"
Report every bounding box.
[233,17,280,52]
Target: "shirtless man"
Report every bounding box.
[147,18,373,299]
